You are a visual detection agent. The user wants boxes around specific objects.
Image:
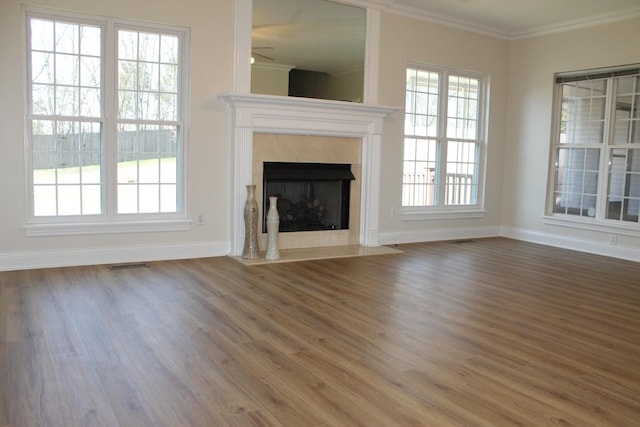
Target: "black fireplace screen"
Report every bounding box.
[263,162,355,233]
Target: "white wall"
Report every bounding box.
[502,18,640,261]
[0,0,235,269]
[376,13,510,244]
[2,0,639,270]
[251,63,291,96]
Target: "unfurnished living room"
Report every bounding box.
[1,0,640,425]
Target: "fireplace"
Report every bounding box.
[220,93,395,255]
[263,162,355,233]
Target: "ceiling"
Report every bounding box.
[251,0,640,74]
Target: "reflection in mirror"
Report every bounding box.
[251,0,366,102]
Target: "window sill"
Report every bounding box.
[24,218,192,237]
[401,208,487,221]
[543,215,640,238]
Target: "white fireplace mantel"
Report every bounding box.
[220,93,397,256]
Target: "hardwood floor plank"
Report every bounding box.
[2,238,640,426]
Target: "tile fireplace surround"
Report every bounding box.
[220,93,396,256]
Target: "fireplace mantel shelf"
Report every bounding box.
[220,93,397,118]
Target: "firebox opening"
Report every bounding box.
[263,162,355,233]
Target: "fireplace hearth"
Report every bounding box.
[263,162,355,233]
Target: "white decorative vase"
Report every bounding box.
[242,185,259,259]
[265,196,280,260]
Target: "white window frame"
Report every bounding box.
[545,65,640,236]
[401,63,488,221]
[23,7,191,236]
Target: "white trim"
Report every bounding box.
[378,225,499,245]
[543,215,640,238]
[234,0,252,92]
[0,240,229,272]
[501,226,640,263]
[401,209,487,221]
[24,218,192,237]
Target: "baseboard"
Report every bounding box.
[378,225,501,245]
[501,226,640,263]
[0,240,230,272]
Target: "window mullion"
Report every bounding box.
[597,78,616,221]
[436,72,449,206]
[103,19,117,217]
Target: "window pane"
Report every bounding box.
[119,60,138,89]
[32,84,54,115]
[160,35,179,64]
[160,64,178,92]
[445,141,478,205]
[139,62,159,91]
[118,90,136,119]
[80,25,101,56]
[30,19,54,51]
[82,185,101,214]
[118,184,138,214]
[559,80,606,144]
[607,148,640,222]
[118,31,138,60]
[33,186,57,216]
[614,75,640,145]
[31,119,102,216]
[160,184,177,212]
[80,56,101,88]
[402,137,438,206]
[117,124,178,213]
[406,68,439,138]
[58,185,81,215]
[80,87,101,117]
[56,86,79,116]
[55,53,79,85]
[553,147,599,216]
[447,75,479,140]
[138,33,160,62]
[118,29,179,123]
[31,52,53,84]
[139,184,160,213]
[159,93,177,121]
[55,22,79,54]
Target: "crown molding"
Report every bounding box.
[510,5,640,39]
[356,0,640,40]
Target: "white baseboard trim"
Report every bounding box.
[378,225,501,245]
[501,226,640,263]
[0,240,230,272]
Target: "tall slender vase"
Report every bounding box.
[265,196,280,260]
[242,185,259,259]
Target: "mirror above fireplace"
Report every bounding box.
[251,0,366,102]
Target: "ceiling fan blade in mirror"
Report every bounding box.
[252,52,275,61]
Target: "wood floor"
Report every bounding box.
[1,238,640,426]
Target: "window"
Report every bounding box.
[548,66,640,227]
[26,9,188,231]
[402,66,486,216]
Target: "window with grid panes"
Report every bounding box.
[26,9,188,226]
[403,66,486,213]
[548,66,640,226]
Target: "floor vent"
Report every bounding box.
[108,262,150,271]
[454,239,475,244]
